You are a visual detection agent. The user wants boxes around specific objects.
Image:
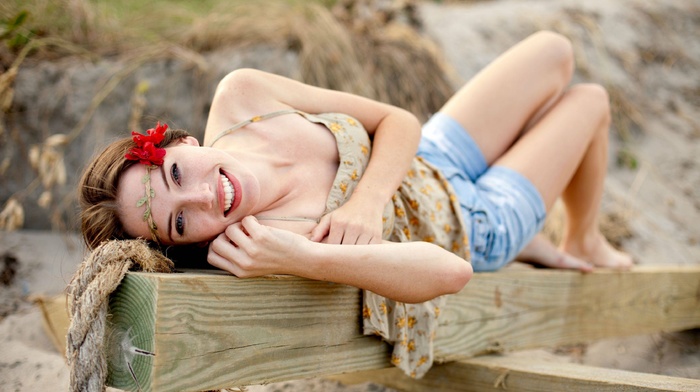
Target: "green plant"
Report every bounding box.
[0,10,35,51]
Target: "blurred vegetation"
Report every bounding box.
[0,10,34,52]
[0,0,458,231]
[1,0,340,65]
[0,0,456,112]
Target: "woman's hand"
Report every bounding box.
[207,216,308,278]
[209,217,472,303]
[309,196,384,245]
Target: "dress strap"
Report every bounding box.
[207,108,303,147]
[255,215,320,223]
[208,108,327,224]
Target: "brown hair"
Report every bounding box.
[78,128,191,250]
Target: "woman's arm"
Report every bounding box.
[310,107,421,245]
[207,216,472,304]
[205,69,422,245]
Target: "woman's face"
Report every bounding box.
[116,137,260,245]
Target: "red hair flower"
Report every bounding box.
[125,122,168,166]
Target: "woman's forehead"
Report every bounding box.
[116,163,166,240]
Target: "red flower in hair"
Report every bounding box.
[125,122,168,166]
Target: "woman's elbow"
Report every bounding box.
[401,108,422,141]
[445,260,473,295]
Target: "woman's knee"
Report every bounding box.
[568,83,612,128]
[527,31,575,86]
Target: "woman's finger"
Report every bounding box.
[209,233,233,253]
[326,219,345,244]
[240,215,263,237]
[226,223,252,249]
[340,230,360,245]
[207,241,240,275]
[355,232,372,245]
[310,215,331,242]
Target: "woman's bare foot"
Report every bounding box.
[561,232,634,269]
[517,234,594,272]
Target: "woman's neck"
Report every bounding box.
[222,142,302,214]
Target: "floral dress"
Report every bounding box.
[211,109,471,378]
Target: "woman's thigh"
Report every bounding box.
[494,83,610,210]
[438,31,574,165]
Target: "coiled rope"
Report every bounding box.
[66,239,173,392]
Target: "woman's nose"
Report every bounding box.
[183,183,214,209]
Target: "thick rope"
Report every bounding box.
[66,239,173,392]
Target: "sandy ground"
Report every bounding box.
[1,0,699,391]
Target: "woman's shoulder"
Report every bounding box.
[204,70,291,145]
[211,69,286,118]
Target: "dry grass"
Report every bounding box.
[1,0,456,230]
[3,0,453,112]
[179,0,455,120]
[2,0,456,133]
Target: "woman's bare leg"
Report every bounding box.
[439,31,632,269]
[439,31,574,165]
[494,83,632,268]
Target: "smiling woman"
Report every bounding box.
[77,31,633,380]
[116,135,250,246]
[78,126,190,250]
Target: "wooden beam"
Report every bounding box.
[330,355,700,391]
[433,264,700,362]
[106,270,391,392]
[106,265,700,391]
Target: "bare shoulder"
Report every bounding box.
[204,69,287,144]
[211,69,279,115]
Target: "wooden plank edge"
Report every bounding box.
[330,355,700,392]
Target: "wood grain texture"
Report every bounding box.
[107,273,158,391]
[332,355,700,391]
[111,271,392,392]
[435,265,700,361]
[106,265,700,391]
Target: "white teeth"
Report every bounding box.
[221,174,234,213]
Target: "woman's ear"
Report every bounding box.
[181,136,200,147]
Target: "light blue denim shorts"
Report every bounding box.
[417,112,546,271]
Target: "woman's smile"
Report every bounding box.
[116,139,263,246]
[220,169,242,216]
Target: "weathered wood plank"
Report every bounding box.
[434,264,700,361]
[331,356,700,391]
[108,270,391,392]
[106,265,700,391]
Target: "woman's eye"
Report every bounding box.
[176,212,184,236]
[171,163,181,185]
